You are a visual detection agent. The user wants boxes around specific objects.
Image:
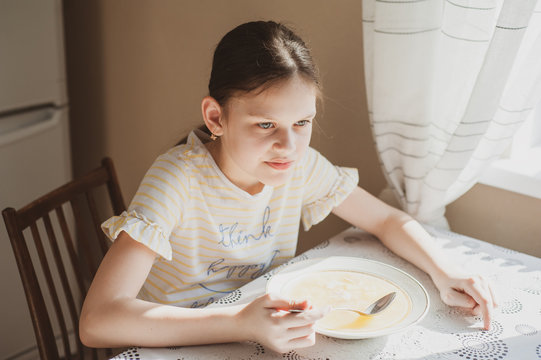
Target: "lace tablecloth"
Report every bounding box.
[112,226,541,360]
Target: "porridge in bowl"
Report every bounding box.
[282,270,411,331]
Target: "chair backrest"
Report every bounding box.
[2,157,126,360]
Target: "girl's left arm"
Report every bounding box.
[331,186,497,330]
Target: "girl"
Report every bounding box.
[80,21,496,354]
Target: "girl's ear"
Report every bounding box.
[201,96,224,136]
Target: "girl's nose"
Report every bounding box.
[273,128,296,153]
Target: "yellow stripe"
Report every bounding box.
[155,158,189,179]
[184,216,215,227]
[306,163,332,196]
[135,191,177,220]
[304,151,319,185]
[151,165,189,195]
[171,233,216,246]
[186,153,207,159]
[181,226,218,235]
[202,175,220,180]
[276,237,297,245]
[283,204,302,210]
[187,208,257,220]
[142,222,157,250]
[169,250,196,267]
[146,174,186,202]
[280,221,300,228]
[170,248,194,259]
[269,195,284,203]
[169,238,195,250]
[200,191,242,202]
[126,222,156,249]
[189,196,255,212]
[148,271,180,290]
[280,213,301,219]
[140,182,181,209]
[169,259,195,277]
[132,201,172,227]
[107,216,126,232]
[206,202,256,212]
[152,264,189,286]
[183,137,195,155]
[158,261,193,282]
[274,230,299,237]
[198,182,233,192]
[285,194,302,201]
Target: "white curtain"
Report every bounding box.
[362,0,541,228]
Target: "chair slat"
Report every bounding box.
[85,190,109,255]
[103,157,127,215]
[30,222,73,359]
[43,213,84,358]
[55,206,87,297]
[70,198,99,277]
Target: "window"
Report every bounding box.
[479,101,541,199]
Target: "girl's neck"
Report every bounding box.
[204,139,265,195]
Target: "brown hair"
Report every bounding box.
[208,21,320,107]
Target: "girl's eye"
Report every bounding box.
[258,122,274,129]
[296,120,311,127]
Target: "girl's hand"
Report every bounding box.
[432,271,497,330]
[237,293,328,353]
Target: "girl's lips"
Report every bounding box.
[266,160,294,170]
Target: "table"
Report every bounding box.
[111,226,541,360]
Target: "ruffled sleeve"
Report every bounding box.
[101,151,188,261]
[102,210,173,261]
[301,148,359,231]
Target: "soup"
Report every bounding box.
[282,270,411,331]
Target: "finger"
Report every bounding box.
[287,331,316,349]
[264,293,311,312]
[464,280,493,330]
[286,323,316,339]
[279,307,327,327]
[285,299,311,312]
[442,289,477,308]
[471,304,482,316]
[263,293,298,311]
[488,283,498,308]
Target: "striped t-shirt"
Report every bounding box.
[102,129,358,308]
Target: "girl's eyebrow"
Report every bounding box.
[247,112,317,120]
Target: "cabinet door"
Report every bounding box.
[0,0,66,113]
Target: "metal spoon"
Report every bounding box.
[289,291,397,316]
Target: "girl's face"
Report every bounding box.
[215,76,317,195]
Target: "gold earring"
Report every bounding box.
[210,133,217,141]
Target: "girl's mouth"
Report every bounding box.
[265,160,294,170]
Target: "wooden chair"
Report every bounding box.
[2,157,126,360]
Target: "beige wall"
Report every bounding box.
[447,184,541,258]
[63,0,541,258]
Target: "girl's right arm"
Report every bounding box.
[79,231,325,353]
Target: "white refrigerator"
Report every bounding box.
[0,0,72,358]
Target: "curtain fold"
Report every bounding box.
[363,0,541,227]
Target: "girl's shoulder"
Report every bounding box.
[157,130,212,170]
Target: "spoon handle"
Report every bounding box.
[286,291,397,316]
